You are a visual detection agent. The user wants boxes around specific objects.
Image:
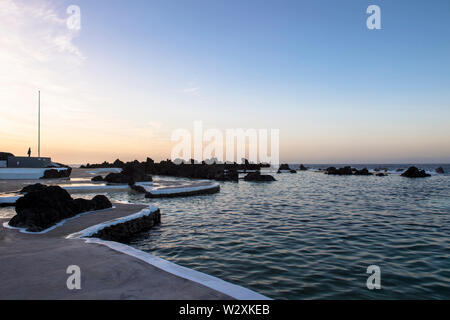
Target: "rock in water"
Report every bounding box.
[277,164,296,173]
[325,166,353,175]
[435,167,445,174]
[9,186,112,232]
[122,162,153,182]
[401,166,431,178]
[20,183,48,193]
[41,168,72,179]
[354,168,373,176]
[92,195,112,210]
[104,172,135,184]
[215,170,239,182]
[244,171,276,182]
[91,175,104,182]
[299,164,308,171]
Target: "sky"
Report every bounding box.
[1,0,449,164]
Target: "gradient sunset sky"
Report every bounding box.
[1,0,449,164]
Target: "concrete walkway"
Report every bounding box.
[0,203,233,300]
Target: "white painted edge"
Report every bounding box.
[66,205,270,300]
[145,182,220,195]
[2,206,117,234]
[66,205,159,239]
[3,202,270,300]
[83,238,271,300]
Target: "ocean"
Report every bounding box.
[2,164,449,299]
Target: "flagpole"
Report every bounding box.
[38,90,40,158]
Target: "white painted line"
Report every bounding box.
[66,205,270,300]
[66,206,159,239]
[145,182,220,195]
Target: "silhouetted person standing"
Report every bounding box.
[27,147,31,157]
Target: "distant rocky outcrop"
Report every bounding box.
[101,162,153,185]
[89,209,161,243]
[277,164,296,173]
[81,158,271,183]
[41,168,72,179]
[401,166,431,178]
[121,162,153,182]
[9,185,112,232]
[104,172,135,184]
[244,171,276,182]
[435,167,445,174]
[353,168,372,176]
[215,169,239,182]
[325,166,373,176]
[299,164,308,171]
[324,166,353,175]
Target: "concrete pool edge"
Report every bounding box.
[1,202,270,300]
[66,204,270,300]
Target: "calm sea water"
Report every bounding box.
[2,164,449,299]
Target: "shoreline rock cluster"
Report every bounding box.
[9,184,112,232]
[90,209,161,243]
[401,167,431,178]
[324,166,373,176]
[277,164,297,173]
[41,167,72,179]
[88,158,273,183]
[243,171,276,182]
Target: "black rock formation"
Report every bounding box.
[325,166,373,176]
[91,175,104,182]
[435,167,445,174]
[9,185,112,232]
[401,166,431,178]
[41,168,72,179]
[104,172,135,185]
[244,171,276,182]
[90,209,161,243]
[325,166,353,175]
[20,183,47,193]
[354,168,373,176]
[81,158,270,183]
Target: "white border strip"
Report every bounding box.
[146,182,219,195]
[66,205,270,300]
[66,206,159,239]
[84,238,270,300]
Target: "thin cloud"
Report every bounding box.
[183,87,200,94]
